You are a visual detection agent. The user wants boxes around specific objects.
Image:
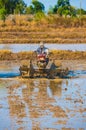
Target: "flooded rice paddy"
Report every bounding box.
[0,60,86,130]
[0,78,86,130]
[0,44,86,129]
[0,44,86,52]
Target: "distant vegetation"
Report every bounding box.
[0,0,86,44]
[0,0,86,22]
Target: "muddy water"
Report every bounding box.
[0,61,20,78]
[0,78,86,130]
[1,60,86,78]
[0,60,86,130]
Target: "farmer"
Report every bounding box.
[36,41,49,64]
[36,41,49,56]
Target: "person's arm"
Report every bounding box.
[37,47,42,54]
[45,47,49,54]
[44,48,49,56]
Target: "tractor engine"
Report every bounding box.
[37,53,47,69]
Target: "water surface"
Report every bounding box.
[0,78,85,130]
[0,44,86,52]
[0,60,86,129]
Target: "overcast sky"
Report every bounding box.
[24,0,86,11]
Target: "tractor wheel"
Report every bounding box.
[48,62,57,79]
[29,70,34,78]
[60,68,69,78]
[19,66,29,78]
[47,69,56,79]
[29,61,35,78]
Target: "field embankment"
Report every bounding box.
[0,50,86,60]
[0,15,86,43]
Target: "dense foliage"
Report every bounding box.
[0,0,26,14]
[0,0,86,21]
[48,0,86,17]
[25,0,45,14]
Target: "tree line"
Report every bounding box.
[0,0,86,21]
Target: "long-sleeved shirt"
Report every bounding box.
[36,47,49,55]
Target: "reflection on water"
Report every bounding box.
[49,80,62,97]
[0,78,86,130]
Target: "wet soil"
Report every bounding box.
[0,77,86,130]
[0,60,86,129]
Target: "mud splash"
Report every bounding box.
[0,60,86,78]
[1,69,86,78]
[67,70,86,78]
